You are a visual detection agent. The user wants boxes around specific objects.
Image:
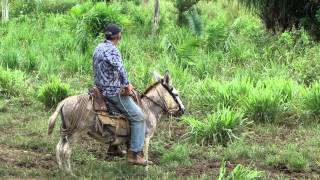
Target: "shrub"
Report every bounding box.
[38,0,79,14]
[10,0,37,17]
[70,2,131,53]
[38,79,73,108]
[0,48,19,69]
[161,144,190,165]
[191,78,252,114]
[206,14,228,50]
[292,46,320,86]
[245,87,282,123]
[258,78,297,103]
[0,68,26,97]
[9,0,79,16]
[183,108,247,146]
[304,82,320,117]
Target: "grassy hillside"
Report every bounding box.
[1,0,320,179]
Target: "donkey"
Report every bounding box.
[47,71,185,174]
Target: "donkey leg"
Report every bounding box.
[61,136,73,175]
[64,141,73,175]
[55,138,64,169]
[144,137,151,171]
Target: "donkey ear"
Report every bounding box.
[153,71,162,82]
[163,70,171,85]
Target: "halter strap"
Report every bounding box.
[139,81,183,113]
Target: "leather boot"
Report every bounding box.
[107,145,126,157]
[127,151,147,166]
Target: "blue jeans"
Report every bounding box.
[105,95,145,152]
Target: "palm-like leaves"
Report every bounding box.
[175,0,200,25]
[186,7,203,36]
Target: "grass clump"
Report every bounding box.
[38,78,73,108]
[265,145,309,172]
[183,108,247,146]
[245,87,282,123]
[0,68,26,97]
[218,161,264,180]
[304,82,320,118]
[0,48,19,69]
[161,144,190,165]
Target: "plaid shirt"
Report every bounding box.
[93,40,129,97]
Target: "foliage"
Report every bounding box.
[161,144,191,165]
[265,145,309,172]
[0,68,26,97]
[9,0,79,16]
[70,2,130,53]
[190,78,252,114]
[175,0,200,25]
[228,164,264,180]
[218,161,264,180]
[38,78,73,108]
[236,0,320,38]
[304,82,320,117]
[245,86,282,123]
[186,7,203,36]
[183,108,247,146]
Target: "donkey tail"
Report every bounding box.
[48,98,67,135]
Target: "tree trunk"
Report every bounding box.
[152,0,160,35]
[2,0,9,23]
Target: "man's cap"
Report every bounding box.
[105,24,121,36]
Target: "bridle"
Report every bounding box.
[141,81,184,115]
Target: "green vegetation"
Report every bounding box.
[218,161,264,180]
[0,67,27,97]
[266,144,309,172]
[38,78,73,108]
[183,108,246,145]
[1,0,320,179]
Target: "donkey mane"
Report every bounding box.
[141,81,161,96]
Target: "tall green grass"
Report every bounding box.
[38,78,73,108]
[183,108,247,146]
[304,82,320,118]
[0,67,27,97]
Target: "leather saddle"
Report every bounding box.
[88,86,142,114]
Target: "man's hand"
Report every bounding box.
[121,83,134,96]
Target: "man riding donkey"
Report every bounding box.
[93,24,147,166]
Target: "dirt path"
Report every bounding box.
[0,144,55,172]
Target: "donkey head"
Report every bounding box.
[151,71,185,117]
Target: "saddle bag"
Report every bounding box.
[95,112,130,145]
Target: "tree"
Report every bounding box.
[236,0,320,37]
[2,0,9,23]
